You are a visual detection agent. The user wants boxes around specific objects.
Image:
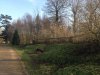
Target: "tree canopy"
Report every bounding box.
[0,14,12,43]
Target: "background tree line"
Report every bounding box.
[3,0,100,45]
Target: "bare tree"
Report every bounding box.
[41,15,51,39]
[70,0,83,35]
[34,14,42,39]
[23,14,34,43]
[81,0,100,42]
[44,0,68,24]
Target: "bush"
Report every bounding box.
[23,43,100,69]
[37,44,79,67]
[19,43,100,75]
[73,42,100,56]
[53,65,100,75]
[12,29,20,45]
[33,43,100,67]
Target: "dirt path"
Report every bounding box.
[0,45,28,75]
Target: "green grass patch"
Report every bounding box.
[54,64,100,75]
[14,43,100,75]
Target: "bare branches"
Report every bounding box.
[44,0,68,24]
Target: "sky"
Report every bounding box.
[0,0,46,20]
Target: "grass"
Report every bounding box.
[14,43,100,75]
[13,46,35,75]
[54,64,100,75]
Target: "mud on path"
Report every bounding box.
[0,44,28,75]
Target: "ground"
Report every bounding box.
[0,44,28,75]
